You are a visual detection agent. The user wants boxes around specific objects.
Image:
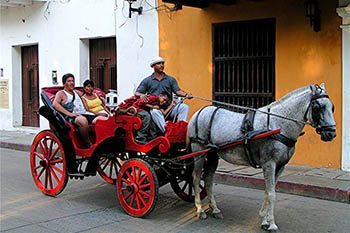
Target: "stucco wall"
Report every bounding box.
[0,0,160,130]
[158,0,342,168]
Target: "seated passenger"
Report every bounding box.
[52,73,106,148]
[81,80,111,117]
[131,91,171,144]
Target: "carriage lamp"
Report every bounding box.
[126,0,143,18]
[304,0,321,32]
[52,70,58,85]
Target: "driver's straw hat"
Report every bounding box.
[150,56,165,67]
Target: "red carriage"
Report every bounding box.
[30,86,281,217]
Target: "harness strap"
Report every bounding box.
[271,134,297,147]
[208,107,221,145]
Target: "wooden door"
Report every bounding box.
[22,45,39,127]
[89,37,117,93]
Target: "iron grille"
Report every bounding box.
[212,18,276,112]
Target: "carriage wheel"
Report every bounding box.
[170,175,206,203]
[97,154,125,184]
[30,130,68,196]
[117,159,159,217]
[170,161,207,203]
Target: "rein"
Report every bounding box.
[192,96,311,126]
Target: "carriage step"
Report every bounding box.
[68,172,85,179]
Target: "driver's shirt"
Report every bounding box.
[136,73,180,98]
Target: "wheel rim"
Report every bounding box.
[97,155,124,184]
[30,131,67,196]
[117,159,158,217]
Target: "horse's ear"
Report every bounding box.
[320,83,325,89]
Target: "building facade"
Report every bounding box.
[0,0,349,171]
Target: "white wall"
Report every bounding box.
[0,0,160,130]
[337,4,350,171]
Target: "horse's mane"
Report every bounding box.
[268,85,310,108]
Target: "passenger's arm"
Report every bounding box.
[135,91,149,102]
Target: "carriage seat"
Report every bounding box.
[40,86,106,130]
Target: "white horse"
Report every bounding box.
[187,84,336,232]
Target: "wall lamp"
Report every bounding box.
[52,70,58,85]
[304,0,321,32]
[126,0,143,18]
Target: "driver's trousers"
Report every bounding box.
[150,103,189,133]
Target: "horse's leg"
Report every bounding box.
[205,152,223,219]
[192,143,207,219]
[260,161,278,231]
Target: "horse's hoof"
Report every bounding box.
[212,212,224,219]
[261,224,269,231]
[198,212,207,220]
[268,224,278,232]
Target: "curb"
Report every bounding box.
[214,172,350,204]
[0,142,31,152]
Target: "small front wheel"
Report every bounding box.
[116,159,158,217]
[30,130,68,196]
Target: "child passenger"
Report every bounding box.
[132,91,171,144]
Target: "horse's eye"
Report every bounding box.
[312,103,321,113]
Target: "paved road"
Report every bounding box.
[1,148,349,233]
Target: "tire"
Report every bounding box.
[30,130,68,196]
[116,159,159,217]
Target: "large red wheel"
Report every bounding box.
[30,130,68,196]
[117,159,158,217]
[97,153,125,184]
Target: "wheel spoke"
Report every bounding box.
[137,193,146,207]
[49,146,59,160]
[38,141,47,158]
[101,158,110,171]
[135,193,141,209]
[137,174,147,185]
[49,166,60,184]
[121,178,131,186]
[188,183,193,197]
[181,182,188,192]
[139,183,150,189]
[51,165,64,175]
[34,152,45,161]
[109,160,113,177]
[129,193,136,206]
[44,168,49,189]
[34,164,42,171]
[132,167,136,182]
[123,190,133,200]
[125,170,134,182]
[36,167,45,180]
[139,190,151,199]
[48,168,54,190]
[113,161,119,174]
[43,138,50,158]
[48,139,54,159]
[50,158,63,164]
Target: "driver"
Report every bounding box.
[135,56,193,133]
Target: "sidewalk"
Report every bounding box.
[1,129,349,204]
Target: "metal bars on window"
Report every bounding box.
[212,18,276,112]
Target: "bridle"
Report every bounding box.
[305,85,336,134]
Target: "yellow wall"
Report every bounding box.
[158,0,342,168]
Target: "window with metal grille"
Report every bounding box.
[212,18,275,112]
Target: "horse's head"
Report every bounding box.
[306,84,336,141]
